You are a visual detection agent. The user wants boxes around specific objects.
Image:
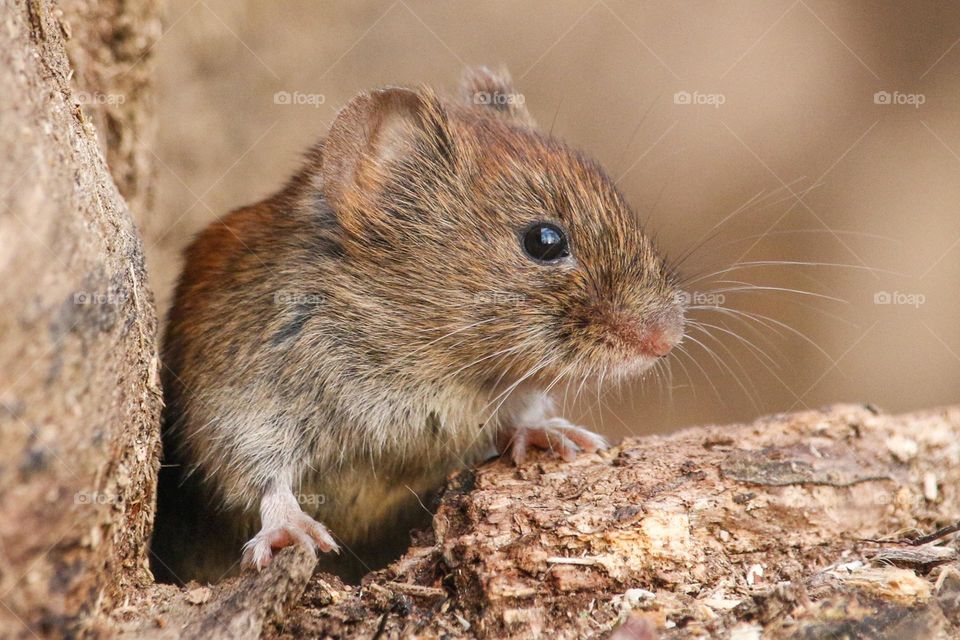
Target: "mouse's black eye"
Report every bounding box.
[522,222,570,263]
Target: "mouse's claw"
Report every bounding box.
[241,516,338,570]
[241,487,339,571]
[498,417,609,465]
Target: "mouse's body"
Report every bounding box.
[151,68,684,584]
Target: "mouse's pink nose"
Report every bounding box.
[637,319,683,358]
[597,303,685,360]
[604,314,683,359]
[642,328,677,358]
[639,307,684,358]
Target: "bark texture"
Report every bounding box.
[59,0,162,232]
[111,405,960,639]
[0,0,162,636]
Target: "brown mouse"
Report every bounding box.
[150,67,685,584]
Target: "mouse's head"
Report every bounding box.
[318,68,684,389]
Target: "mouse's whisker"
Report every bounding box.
[704,276,862,331]
[701,283,847,305]
[591,364,608,430]
[390,317,500,367]
[442,344,527,382]
[560,362,582,416]
[685,323,763,413]
[670,344,699,400]
[680,260,899,288]
[484,330,554,392]
[687,305,834,363]
[686,319,780,372]
[480,353,555,416]
[669,189,767,271]
[704,228,901,255]
[699,305,792,365]
[645,358,665,402]
[674,334,724,401]
[473,354,561,450]
[662,357,676,405]
[541,360,577,402]
[587,364,634,437]
[690,321,812,411]
[668,175,815,271]
[688,305,787,341]
[572,368,592,409]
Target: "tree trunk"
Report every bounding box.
[0,0,162,637]
[110,405,960,639]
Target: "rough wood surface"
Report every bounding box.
[110,547,317,640]
[113,404,960,639]
[60,0,162,233]
[0,0,162,636]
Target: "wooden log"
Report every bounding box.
[112,405,960,638]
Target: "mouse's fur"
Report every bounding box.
[151,67,684,584]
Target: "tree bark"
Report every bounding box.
[0,0,162,637]
[110,404,960,639]
[59,0,162,234]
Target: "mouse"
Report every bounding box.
[150,67,685,584]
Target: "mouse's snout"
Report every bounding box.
[594,301,684,363]
[641,316,684,358]
[656,300,686,355]
[635,305,685,360]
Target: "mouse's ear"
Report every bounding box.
[320,87,454,215]
[459,66,535,127]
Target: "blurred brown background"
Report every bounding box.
[146,0,960,439]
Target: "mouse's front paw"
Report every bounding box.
[241,509,339,571]
[498,417,609,465]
